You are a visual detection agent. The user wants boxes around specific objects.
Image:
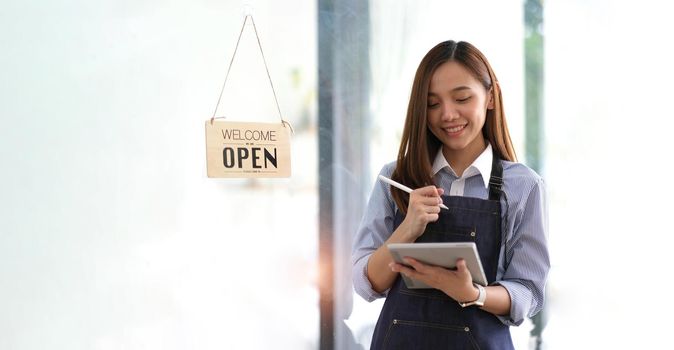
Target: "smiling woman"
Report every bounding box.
[389,41,516,215]
[426,61,493,177]
[352,41,549,350]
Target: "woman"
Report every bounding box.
[352,40,549,349]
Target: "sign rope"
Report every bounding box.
[210,15,292,134]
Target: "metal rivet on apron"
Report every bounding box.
[464,327,470,332]
[470,231,476,237]
[393,319,398,325]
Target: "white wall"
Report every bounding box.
[544,0,674,348]
[0,1,318,349]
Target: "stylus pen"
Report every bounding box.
[378,175,449,210]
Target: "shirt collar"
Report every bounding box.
[431,143,493,188]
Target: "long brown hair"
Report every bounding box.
[391,40,517,214]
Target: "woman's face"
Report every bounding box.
[426,61,492,156]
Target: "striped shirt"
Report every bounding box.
[351,144,550,326]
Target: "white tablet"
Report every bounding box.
[387,242,488,289]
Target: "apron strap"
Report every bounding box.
[488,149,504,201]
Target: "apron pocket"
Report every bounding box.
[419,224,477,243]
[382,319,480,350]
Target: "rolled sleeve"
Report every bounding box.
[351,163,397,302]
[352,254,387,301]
[495,178,550,326]
[495,280,535,326]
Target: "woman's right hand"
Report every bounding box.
[399,186,444,241]
[367,185,445,293]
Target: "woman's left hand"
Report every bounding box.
[390,257,479,302]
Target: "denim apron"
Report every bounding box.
[370,154,513,350]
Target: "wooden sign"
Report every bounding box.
[205,120,291,178]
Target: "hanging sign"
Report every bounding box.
[205,14,292,178]
[206,120,290,177]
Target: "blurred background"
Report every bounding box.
[1,0,673,349]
